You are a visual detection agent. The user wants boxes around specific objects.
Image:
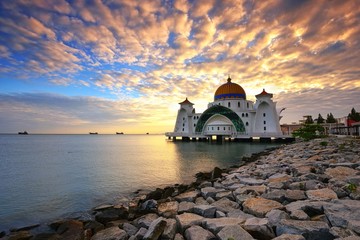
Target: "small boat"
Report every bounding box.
[146,133,149,135]
[116,132,124,134]
[89,132,98,135]
[18,131,28,135]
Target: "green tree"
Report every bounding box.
[317,114,325,124]
[348,108,360,122]
[304,115,314,124]
[326,113,336,123]
[292,124,325,141]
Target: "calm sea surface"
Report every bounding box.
[0,134,279,230]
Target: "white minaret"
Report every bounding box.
[173,98,194,134]
[253,89,282,135]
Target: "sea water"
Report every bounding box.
[0,134,279,230]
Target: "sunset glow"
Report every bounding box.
[0,0,359,134]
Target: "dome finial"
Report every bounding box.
[227,75,231,83]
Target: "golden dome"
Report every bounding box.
[214,77,246,100]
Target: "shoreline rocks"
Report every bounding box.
[1,137,360,239]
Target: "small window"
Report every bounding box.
[264,127,266,131]
[194,124,196,127]
[183,117,185,120]
[218,103,221,105]
[263,113,266,117]
[183,123,185,127]
[182,128,184,131]
[264,121,266,124]
[217,127,220,130]
[224,127,226,130]
[228,102,231,107]
[246,113,248,117]
[238,102,240,107]
[247,102,249,108]
[197,116,199,119]
[193,116,196,119]
[246,122,249,126]
[212,127,214,130]
[242,113,244,117]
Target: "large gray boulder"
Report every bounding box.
[276,219,332,240]
[216,225,254,240]
[243,197,283,217]
[157,201,178,217]
[143,217,167,240]
[306,188,338,201]
[193,204,216,218]
[266,209,290,227]
[201,187,224,199]
[135,213,159,228]
[91,227,128,240]
[178,201,195,213]
[324,199,360,234]
[285,190,307,202]
[122,223,138,236]
[211,197,239,213]
[244,217,275,240]
[261,189,287,203]
[175,191,199,202]
[161,218,177,240]
[202,217,246,234]
[175,213,204,232]
[184,225,217,240]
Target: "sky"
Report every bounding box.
[0,0,359,134]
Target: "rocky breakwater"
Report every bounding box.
[2,137,360,240]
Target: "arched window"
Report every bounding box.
[242,113,244,117]
[247,102,249,108]
[263,113,266,117]
[246,122,249,126]
[264,127,267,131]
[264,121,266,124]
[228,102,231,107]
[238,102,240,107]
[246,113,248,117]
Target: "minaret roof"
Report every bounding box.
[179,97,194,105]
[256,88,273,98]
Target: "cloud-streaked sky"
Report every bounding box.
[1,0,359,134]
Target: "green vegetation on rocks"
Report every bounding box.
[292,124,325,141]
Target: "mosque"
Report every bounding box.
[166,76,291,141]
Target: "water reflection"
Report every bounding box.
[170,140,279,182]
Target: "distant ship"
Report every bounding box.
[18,131,28,135]
[89,132,98,135]
[116,132,124,134]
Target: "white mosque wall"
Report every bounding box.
[253,101,281,134]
